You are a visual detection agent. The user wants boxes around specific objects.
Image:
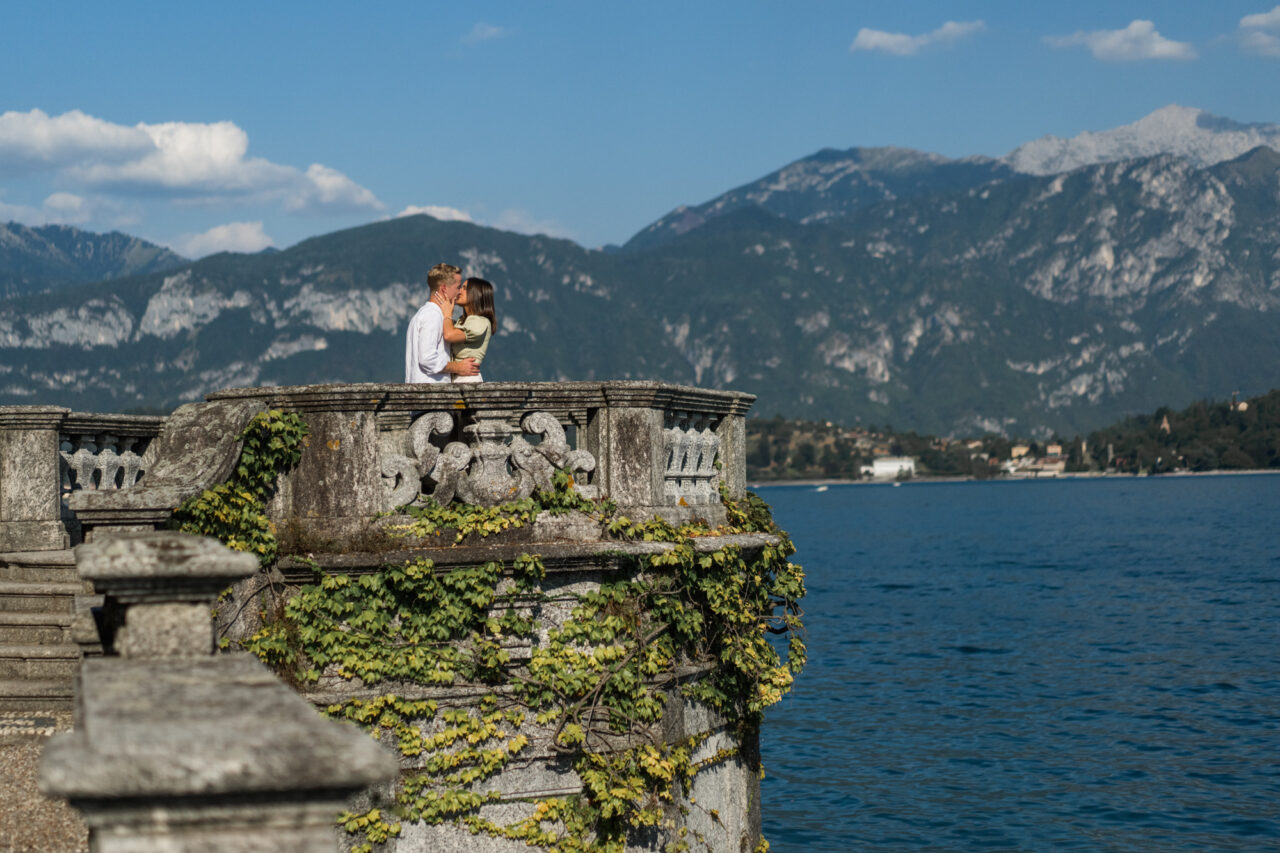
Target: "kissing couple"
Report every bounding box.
[404,262,497,384]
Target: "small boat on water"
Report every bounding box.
[815,485,829,492]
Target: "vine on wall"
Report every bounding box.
[213,452,804,852]
[171,409,308,566]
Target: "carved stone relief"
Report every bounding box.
[379,410,598,510]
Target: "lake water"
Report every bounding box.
[756,475,1280,852]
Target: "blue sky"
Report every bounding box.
[2,1,1278,256]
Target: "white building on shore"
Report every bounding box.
[861,456,916,480]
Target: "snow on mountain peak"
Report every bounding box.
[1003,105,1280,175]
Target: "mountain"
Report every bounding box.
[623,147,1011,251]
[2,109,1279,438]
[1003,105,1280,175]
[0,222,187,298]
[0,216,683,412]
[629,106,1280,253]
[1,145,1278,438]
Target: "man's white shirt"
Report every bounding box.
[405,301,450,383]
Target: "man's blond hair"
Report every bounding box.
[427,263,462,293]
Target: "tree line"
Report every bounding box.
[745,389,1280,481]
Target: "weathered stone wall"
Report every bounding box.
[246,530,772,853]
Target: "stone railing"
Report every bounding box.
[209,382,750,540]
[9,383,773,852]
[0,407,163,552]
[59,412,163,493]
[0,381,754,546]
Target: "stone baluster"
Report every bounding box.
[692,415,720,505]
[66,433,101,490]
[40,531,399,852]
[95,433,124,490]
[116,436,145,488]
[661,412,680,504]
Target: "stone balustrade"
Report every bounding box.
[0,408,162,552]
[0,382,754,547]
[59,412,164,493]
[207,381,753,535]
[6,381,779,852]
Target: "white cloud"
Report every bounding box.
[42,193,92,224]
[0,109,383,214]
[0,197,42,223]
[0,108,151,169]
[1239,6,1280,56]
[284,163,383,213]
[1242,29,1280,55]
[393,202,571,239]
[493,208,574,240]
[1046,20,1196,61]
[464,22,510,45]
[0,191,103,226]
[172,221,275,258]
[396,204,474,222]
[1241,6,1280,29]
[850,20,985,56]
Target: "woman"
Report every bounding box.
[442,277,495,383]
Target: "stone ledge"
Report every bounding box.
[208,380,756,418]
[0,549,77,567]
[75,532,259,604]
[274,531,778,582]
[40,655,397,799]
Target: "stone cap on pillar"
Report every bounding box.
[40,654,399,799]
[0,405,71,430]
[76,531,259,604]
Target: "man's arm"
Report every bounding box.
[446,358,479,376]
[414,309,451,375]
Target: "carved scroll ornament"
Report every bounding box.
[380,410,597,510]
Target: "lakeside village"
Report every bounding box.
[746,389,1280,482]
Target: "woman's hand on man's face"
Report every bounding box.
[432,291,456,314]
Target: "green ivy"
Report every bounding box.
[391,469,615,543]
[171,409,308,566]
[244,476,804,852]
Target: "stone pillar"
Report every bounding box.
[40,531,399,852]
[274,409,381,533]
[74,531,260,658]
[716,403,751,501]
[0,406,71,551]
[585,405,666,514]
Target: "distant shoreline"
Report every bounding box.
[749,469,1280,488]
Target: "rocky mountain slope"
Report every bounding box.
[1004,105,1280,175]
[0,222,186,298]
[0,117,1276,438]
[629,106,1280,253]
[624,147,1010,252]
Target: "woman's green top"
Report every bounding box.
[451,315,492,364]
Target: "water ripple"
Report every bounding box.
[758,475,1280,852]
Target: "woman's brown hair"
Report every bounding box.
[462,278,497,331]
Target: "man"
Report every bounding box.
[405,263,480,383]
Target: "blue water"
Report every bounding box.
[757,475,1280,852]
